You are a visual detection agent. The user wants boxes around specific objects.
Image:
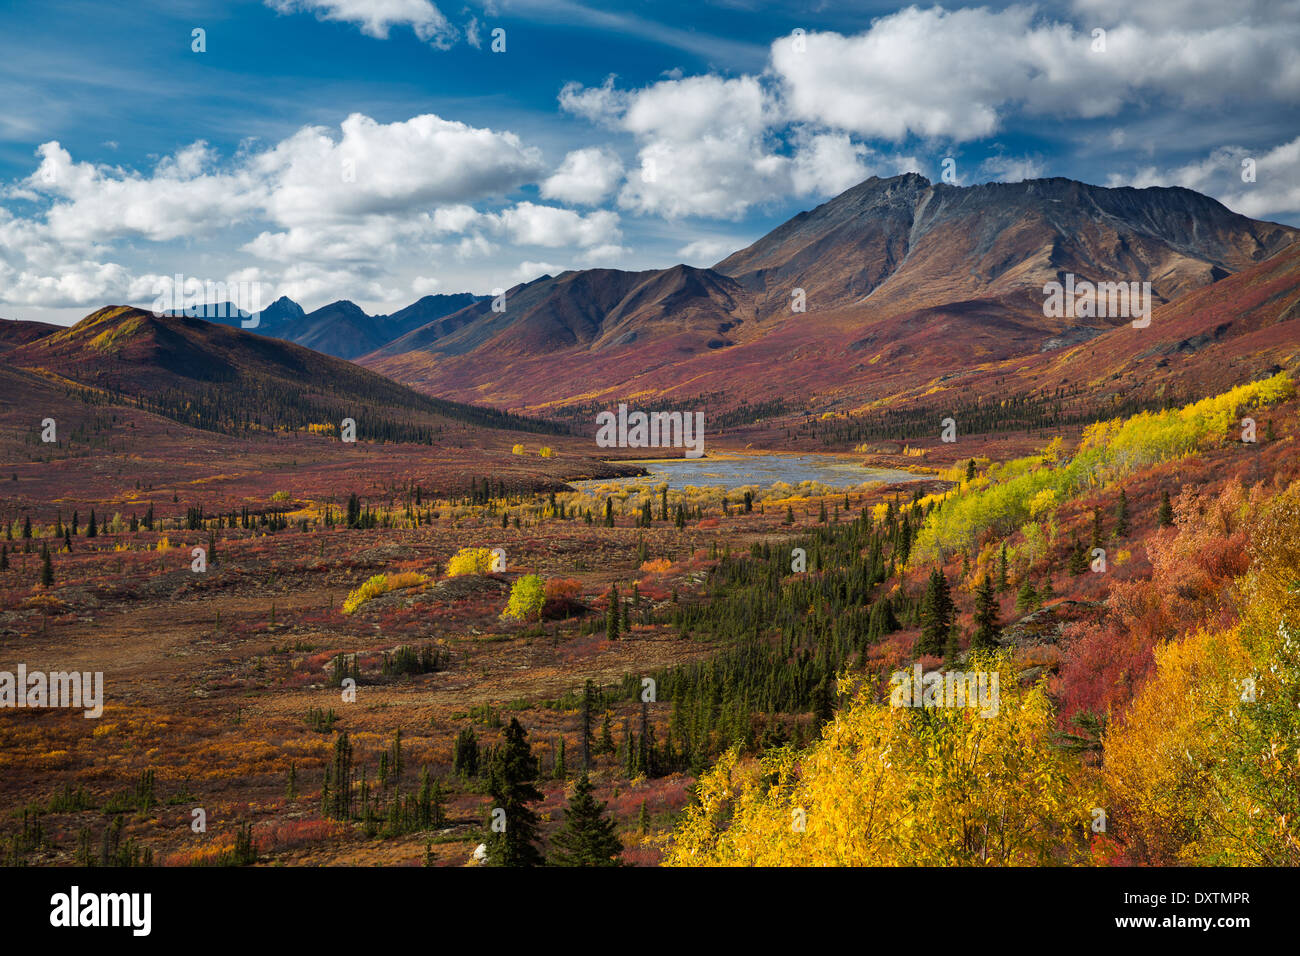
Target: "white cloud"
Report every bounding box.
[492,202,621,248]
[981,154,1047,183]
[255,112,543,227]
[790,132,873,197]
[266,0,457,47]
[540,147,624,205]
[677,238,738,264]
[1110,136,1300,219]
[514,260,563,283]
[411,275,442,295]
[770,9,1300,142]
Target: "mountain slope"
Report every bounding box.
[360,175,1297,413]
[7,306,562,439]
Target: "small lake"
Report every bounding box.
[568,453,924,493]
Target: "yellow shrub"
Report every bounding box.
[342,574,389,614]
[511,444,526,455]
[539,446,555,458]
[668,659,1099,866]
[446,547,493,576]
[502,574,545,622]
[341,572,427,615]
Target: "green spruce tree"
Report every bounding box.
[548,773,623,866]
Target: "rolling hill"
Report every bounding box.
[5,306,563,441]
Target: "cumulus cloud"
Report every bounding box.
[769,8,1300,141]
[0,113,562,309]
[491,202,621,248]
[540,147,625,205]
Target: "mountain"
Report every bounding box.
[166,292,485,360]
[6,306,562,439]
[359,175,1298,413]
[714,174,1292,318]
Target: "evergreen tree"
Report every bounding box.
[1156,489,1174,527]
[965,458,976,481]
[549,773,623,866]
[1090,509,1104,549]
[554,736,566,779]
[485,718,544,867]
[580,680,594,771]
[917,567,954,656]
[1015,577,1038,613]
[996,542,1009,592]
[971,575,1000,650]
[1114,487,1130,537]
[87,509,97,538]
[606,585,620,641]
[599,710,615,755]
[1068,535,1089,574]
[453,726,479,779]
[0,544,7,571]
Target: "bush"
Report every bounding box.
[447,547,493,576]
[342,571,428,614]
[503,574,546,622]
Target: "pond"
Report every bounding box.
[567,452,924,493]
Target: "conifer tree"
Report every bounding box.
[1114,487,1130,537]
[1090,509,1104,549]
[996,542,1009,592]
[971,575,1000,650]
[917,567,954,656]
[1157,489,1173,527]
[1068,535,1089,574]
[549,773,623,866]
[599,710,615,755]
[1015,577,1038,613]
[485,718,544,867]
[554,736,566,780]
[87,509,97,538]
[453,726,479,779]
[580,680,594,771]
[606,585,620,641]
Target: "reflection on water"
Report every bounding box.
[569,453,924,493]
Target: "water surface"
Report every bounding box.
[569,453,923,493]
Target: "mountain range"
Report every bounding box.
[8,173,1299,430]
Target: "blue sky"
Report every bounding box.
[2,0,1298,324]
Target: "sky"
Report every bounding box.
[1,0,1298,325]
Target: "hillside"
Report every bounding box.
[359,175,1298,415]
[5,306,562,440]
